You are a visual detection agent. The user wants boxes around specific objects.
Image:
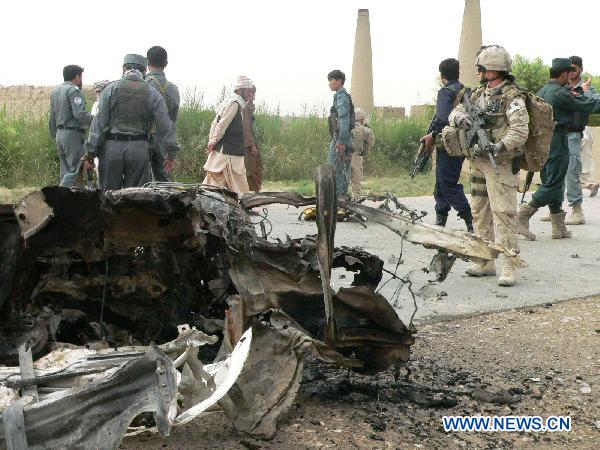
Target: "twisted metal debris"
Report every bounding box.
[0,165,523,446]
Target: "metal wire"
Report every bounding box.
[247,207,273,238]
[99,259,109,339]
[373,230,421,329]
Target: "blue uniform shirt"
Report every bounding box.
[432,80,463,137]
[333,88,352,147]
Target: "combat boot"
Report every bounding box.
[435,213,448,227]
[564,204,585,225]
[516,203,538,241]
[458,210,474,233]
[497,255,516,287]
[588,183,599,197]
[550,212,573,239]
[465,261,496,277]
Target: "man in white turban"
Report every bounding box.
[203,75,254,195]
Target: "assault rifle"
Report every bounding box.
[461,87,499,174]
[410,115,436,179]
[520,171,534,205]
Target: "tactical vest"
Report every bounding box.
[217,101,245,156]
[470,83,520,143]
[328,90,355,137]
[111,78,152,134]
[471,82,553,171]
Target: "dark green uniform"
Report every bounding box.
[532,80,600,212]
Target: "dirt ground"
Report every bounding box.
[122,296,600,450]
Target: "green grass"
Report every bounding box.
[0,102,432,189]
[0,114,58,188]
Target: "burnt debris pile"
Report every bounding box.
[0,166,521,447]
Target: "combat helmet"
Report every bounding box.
[475,45,512,72]
[123,54,147,68]
[354,107,366,122]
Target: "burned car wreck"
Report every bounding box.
[0,166,523,447]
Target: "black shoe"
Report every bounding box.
[458,210,474,233]
[435,213,448,227]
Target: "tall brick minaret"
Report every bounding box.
[457,0,482,87]
[350,9,374,113]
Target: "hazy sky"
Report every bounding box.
[3,0,600,114]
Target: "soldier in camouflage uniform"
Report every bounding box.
[449,46,530,287]
[145,46,180,181]
[350,108,374,197]
[49,65,93,187]
[85,54,177,191]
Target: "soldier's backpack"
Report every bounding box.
[515,90,554,171]
[465,86,553,171]
[488,86,554,171]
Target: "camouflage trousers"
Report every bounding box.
[351,154,363,197]
[469,157,520,253]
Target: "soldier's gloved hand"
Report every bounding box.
[472,144,484,158]
[456,115,472,130]
[489,141,504,155]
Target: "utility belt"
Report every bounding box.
[105,132,148,142]
[57,125,85,132]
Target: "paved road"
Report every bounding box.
[258,194,600,325]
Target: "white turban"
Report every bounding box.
[234,75,254,90]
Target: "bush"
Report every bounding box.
[0,103,431,187]
[512,55,549,94]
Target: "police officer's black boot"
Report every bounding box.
[458,210,474,233]
[435,213,448,227]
